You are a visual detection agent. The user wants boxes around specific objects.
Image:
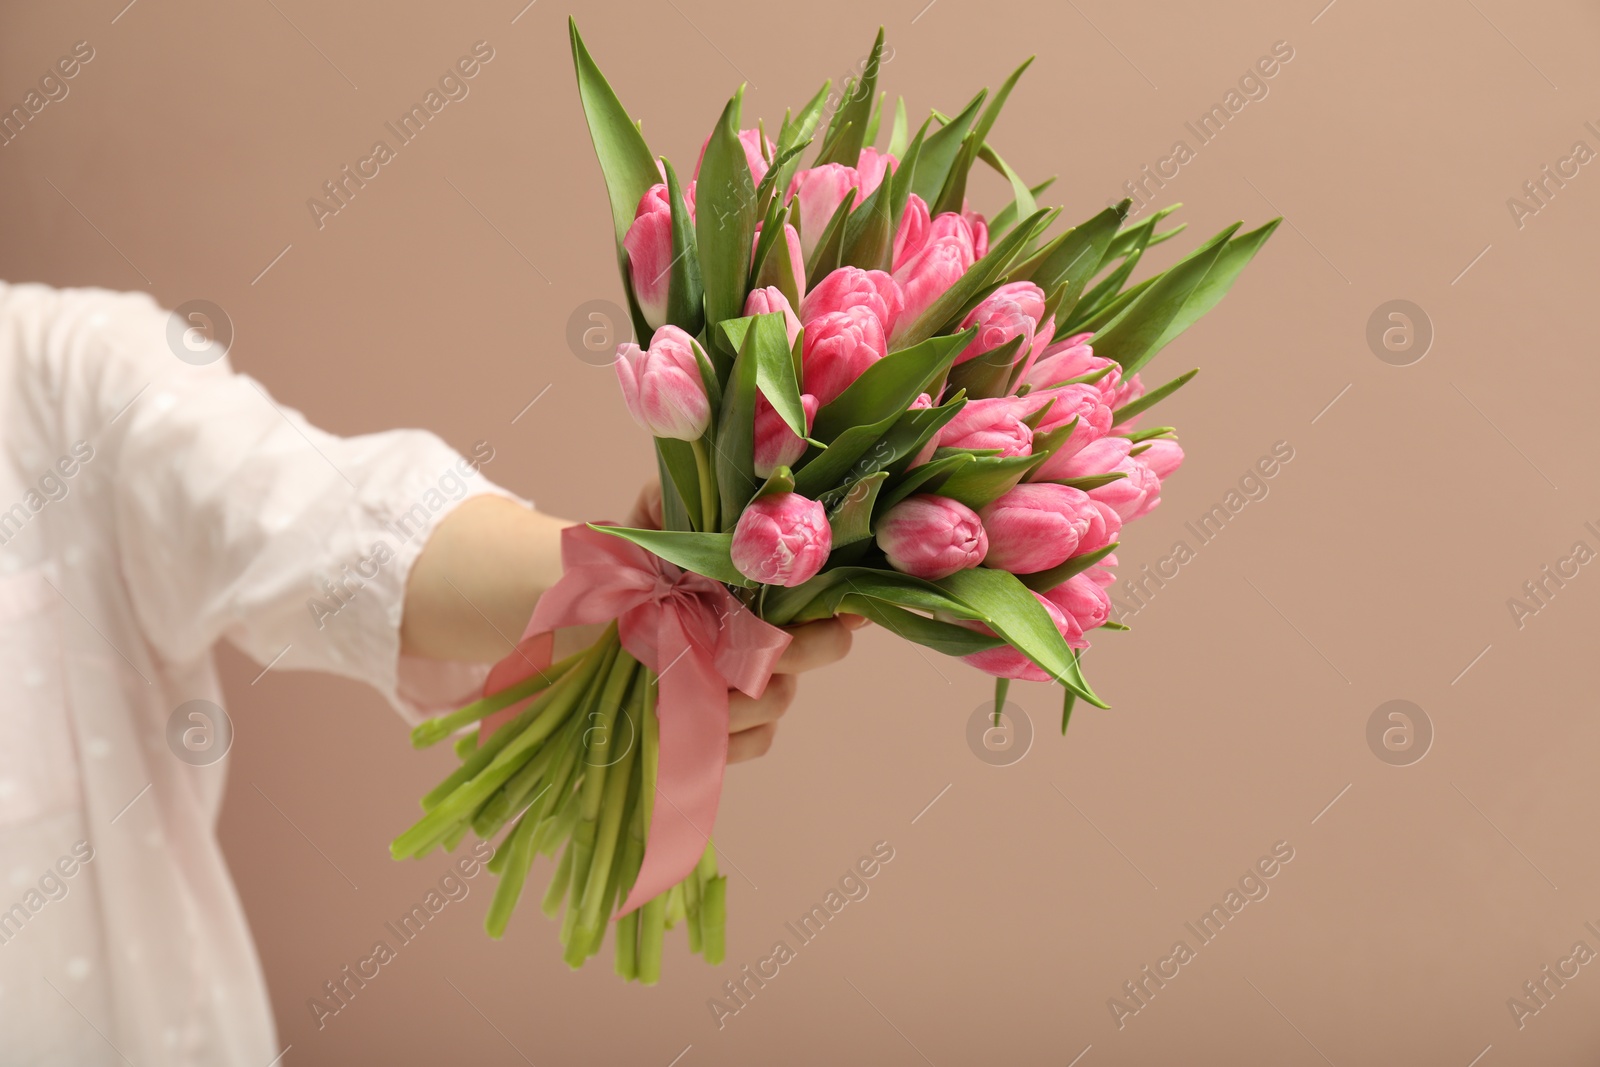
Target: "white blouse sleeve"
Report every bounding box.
[42,285,525,721]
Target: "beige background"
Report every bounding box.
[5,0,1600,1063]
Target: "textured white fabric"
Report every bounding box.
[0,282,524,1065]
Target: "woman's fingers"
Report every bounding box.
[773,618,854,675]
[726,615,864,763]
[727,673,795,734]
[726,722,778,763]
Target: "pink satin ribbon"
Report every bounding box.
[477,523,791,915]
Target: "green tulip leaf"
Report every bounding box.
[935,567,1104,706]
[697,87,758,372]
[662,159,705,337]
[589,525,754,587]
[568,20,660,258]
[812,329,972,442]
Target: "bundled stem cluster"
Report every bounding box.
[391,622,726,981]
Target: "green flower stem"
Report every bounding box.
[664,883,686,928]
[579,675,646,934]
[700,875,727,965]
[576,674,643,933]
[472,728,565,839]
[531,780,580,859]
[683,871,702,955]
[614,905,639,980]
[689,436,720,533]
[391,631,614,859]
[541,836,576,919]
[409,648,586,748]
[562,652,638,966]
[453,733,478,760]
[484,811,540,939]
[637,893,668,985]
[418,624,615,812]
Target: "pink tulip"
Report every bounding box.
[614,325,711,441]
[876,494,988,579]
[788,164,861,260]
[856,148,898,199]
[624,183,693,331]
[1138,438,1185,479]
[1077,499,1123,556]
[936,397,1035,457]
[893,194,931,273]
[1022,332,1125,398]
[731,491,832,587]
[1045,435,1132,481]
[800,307,887,406]
[956,282,1047,367]
[1085,551,1118,588]
[1041,575,1111,649]
[908,392,938,467]
[1028,385,1115,480]
[979,483,1097,574]
[752,393,819,478]
[963,209,990,259]
[1027,333,1096,379]
[799,266,902,336]
[1088,457,1161,521]
[696,127,774,186]
[744,286,803,349]
[1107,373,1147,433]
[752,222,808,305]
[891,235,975,343]
[960,591,1072,681]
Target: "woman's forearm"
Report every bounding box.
[400,495,572,662]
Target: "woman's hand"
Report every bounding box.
[628,481,864,764]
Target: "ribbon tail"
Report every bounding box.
[617,619,728,916]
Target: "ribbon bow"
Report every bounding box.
[478,523,791,914]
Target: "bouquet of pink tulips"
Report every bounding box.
[391,19,1276,982]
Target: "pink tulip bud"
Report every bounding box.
[928,211,979,248]
[744,286,803,349]
[891,235,975,343]
[893,194,931,273]
[731,491,832,587]
[623,184,692,331]
[1138,438,1185,479]
[800,306,888,406]
[752,222,808,305]
[956,282,1047,366]
[1023,333,1115,390]
[1085,551,1118,588]
[1108,372,1147,433]
[752,393,819,478]
[960,590,1072,681]
[1077,499,1123,556]
[696,127,774,186]
[856,148,899,200]
[1087,457,1161,521]
[1045,435,1132,481]
[788,164,862,260]
[799,266,903,337]
[979,483,1096,574]
[1028,385,1115,480]
[908,392,939,467]
[1015,314,1056,383]
[936,397,1035,457]
[963,209,990,259]
[1042,574,1111,648]
[614,325,711,441]
[876,494,988,580]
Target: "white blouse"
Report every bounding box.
[0,283,521,1065]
